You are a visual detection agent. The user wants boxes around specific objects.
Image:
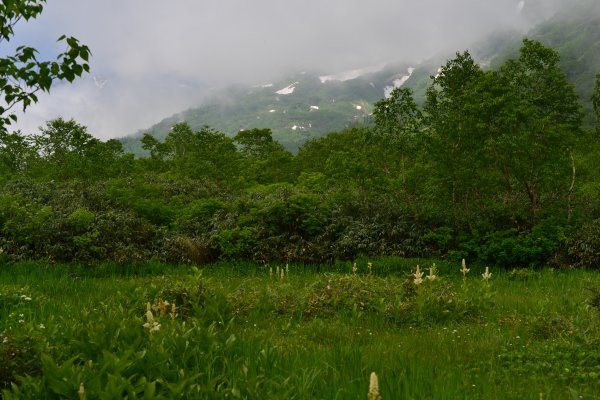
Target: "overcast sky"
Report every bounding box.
[8,0,565,139]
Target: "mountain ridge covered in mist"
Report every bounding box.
[121,0,600,154]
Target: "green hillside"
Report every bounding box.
[121,64,418,154]
[121,0,600,154]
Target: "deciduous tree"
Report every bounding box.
[0,0,90,132]
[495,39,583,220]
[423,51,487,223]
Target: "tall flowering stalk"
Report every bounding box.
[482,267,492,284]
[78,383,86,400]
[143,302,161,333]
[170,301,177,320]
[368,372,382,400]
[413,265,424,286]
[427,263,438,281]
[460,259,470,277]
[460,258,470,287]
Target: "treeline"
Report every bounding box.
[1,39,599,268]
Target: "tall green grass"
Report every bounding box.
[1,261,599,398]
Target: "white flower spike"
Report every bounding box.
[482,267,492,282]
[413,265,424,286]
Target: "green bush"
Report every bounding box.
[214,227,259,260]
[567,218,600,268]
[66,207,95,232]
[422,227,454,256]
[0,193,54,259]
[475,219,567,268]
[0,335,41,393]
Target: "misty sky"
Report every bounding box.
[8,0,565,139]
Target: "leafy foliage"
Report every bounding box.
[567,218,600,268]
[0,1,90,132]
[0,39,598,268]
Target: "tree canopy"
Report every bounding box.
[0,38,598,269]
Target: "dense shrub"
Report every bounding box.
[567,218,600,268]
[441,218,568,269]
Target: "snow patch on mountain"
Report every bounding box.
[319,64,385,83]
[383,67,415,98]
[310,105,319,110]
[276,82,299,95]
[516,1,525,14]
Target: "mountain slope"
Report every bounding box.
[121,0,600,155]
[121,64,419,154]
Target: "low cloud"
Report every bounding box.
[9,0,568,139]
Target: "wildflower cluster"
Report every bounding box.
[270,264,290,281]
[143,302,161,333]
[143,299,177,333]
[412,259,491,287]
[349,261,374,275]
[413,263,438,286]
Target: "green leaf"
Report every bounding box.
[80,48,90,62]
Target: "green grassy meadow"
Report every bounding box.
[1,260,600,399]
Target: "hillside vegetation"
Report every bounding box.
[122,0,600,154]
[1,39,599,270]
[121,65,411,154]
